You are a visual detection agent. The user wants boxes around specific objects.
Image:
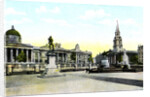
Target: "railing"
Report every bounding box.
[56,63,98,70]
[5,62,99,75]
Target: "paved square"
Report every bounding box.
[6,72,143,96]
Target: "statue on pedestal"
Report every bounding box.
[39,36,62,78]
[48,36,55,51]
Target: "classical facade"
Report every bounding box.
[5,26,94,75]
[138,45,143,63]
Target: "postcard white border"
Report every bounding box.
[1,0,150,97]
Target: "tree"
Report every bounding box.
[88,54,93,63]
[71,52,76,61]
[16,51,26,62]
[130,55,138,64]
[102,51,109,56]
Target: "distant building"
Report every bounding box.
[4,26,93,75]
[95,21,138,65]
[138,45,143,63]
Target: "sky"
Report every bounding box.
[4,0,143,57]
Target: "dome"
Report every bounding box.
[6,25,21,37]
[5,25,22,44]
[75,44,80,51]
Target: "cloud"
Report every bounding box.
[35,6,47,13]
[42,18,71,26]
[36,6,60,14]
[98,19,115,25]
[80,9,110,20]
[129,30,143,35]
[121,19,140,26]
[5,8,26,15]
[5,18,32,24]
[98,18,140,27]
[50,7,60,13]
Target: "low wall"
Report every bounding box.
[5,63,98,75]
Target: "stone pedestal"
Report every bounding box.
[7,65,13,75]
[35,65,40,72]
[40,51,63,78]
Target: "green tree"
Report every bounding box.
[71,52,76,61]
[130,55,138,63]
[16,51,26,62]
[88,55,93,63]
[102,51,109,56]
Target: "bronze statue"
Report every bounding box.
[48,36,55,51]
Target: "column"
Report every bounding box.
[114,54,116,64]
[31,50,33,63]
[26,50,29,63]
[84,55,86,64]
[10,49,13,62]
[16,48,18,62]
[65,54,68,63]
[62,53,64,62]
[33,52,35,63]
[57,53,59,62]
[64,53,66,63]
[78,54,80,63]
[5,48,7,63]
[76,53,77,64]
[75,53,78,69]
[38,52,40,63]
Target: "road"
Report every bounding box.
[5,71,143,96]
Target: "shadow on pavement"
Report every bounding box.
[77,75,143,87]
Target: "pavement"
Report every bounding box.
[5,71,143,96]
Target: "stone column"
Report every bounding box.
[75,53,78,69]
[114,55,116,64]
[32,50,35,63]
[64,53,66,62]
[10,49,13,62]
[76,53,77,64]
[16,49,18,56]
[26,50,29,63]
[65,54,68,63]
[16,48,18,62]
[62,53,64,63]
[33,52,35,63]
[31,50,33,62]
[78,54,80,64]
[84,55,86,64]
[5,48,7,63]
[38,52,40,63]
[111,56,113,64]
[57,53,59,62]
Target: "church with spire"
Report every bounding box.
[113,20,123,52]
[95,20,138,65]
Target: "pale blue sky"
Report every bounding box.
[4,0,143,56]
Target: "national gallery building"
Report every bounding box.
[4,26,94,75]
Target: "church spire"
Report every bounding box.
[115,20,120,36]
[113,20,123,52]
